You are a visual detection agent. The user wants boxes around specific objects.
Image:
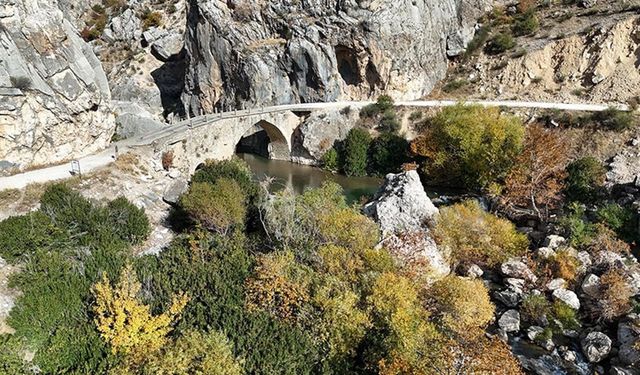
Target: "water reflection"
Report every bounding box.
[237,153,382,203]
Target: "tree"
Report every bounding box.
[180,179,246,234]
[368,133,409,176]
[244,251,310,322]
[343,128,372,177]
[410,104,524,189]
[504,124,569,219]
[92,264,188,364]
[143,330,243,375]
[433,200,529,267]
[368,273,449,374]
[106,196,150,245]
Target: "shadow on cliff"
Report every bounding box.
[151,55,187,119]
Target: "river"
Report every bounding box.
[237,153,383,203]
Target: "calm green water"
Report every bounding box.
[237,153,383,203]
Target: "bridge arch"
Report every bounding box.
[236,119,291,160]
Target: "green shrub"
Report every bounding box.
[379,109,401,133]
[360,95,395,118]
[433,200,529,267]
[0,211,58,262]
[485,33,516,55]
[560,203,596,248]
[410,104,524,189]
[39,183,94,232]
[591,108,636,131]
[367,133,409,176]
[360,103,380,118]
[180,179,247,234]
[595,203,637,243]
[342,128,372,177]
[376,95,394,112]
[192,158,258,201]
[520,294,550,324]
[137,231,251,331]
[565,156,605,202]
[106,197,150,245]
[442,79,469,93]
[512,10,539,36]
[550,301,580,331]
[322,148,340,172]
[464,26,491,58]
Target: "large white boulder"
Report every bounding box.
[363,170,438,235]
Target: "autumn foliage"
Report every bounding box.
[503,124,569,218]
[92,265,188,364]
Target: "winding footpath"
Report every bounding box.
[0,99,630,191]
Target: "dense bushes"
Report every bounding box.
[564,156,606,202]
[591,107,636,131]
[0,174,528,373]
[504,124,568,218]
[323,128,409,177]
[0,184,148,373]
[180,180,246,234]
[368,133,409,176]
[433,200,529,267]
[411,104,524,189]
[485,33,516,54]
[343,128,372,177]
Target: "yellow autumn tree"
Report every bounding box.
[92,264,189,364]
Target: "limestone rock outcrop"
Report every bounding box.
[181,0,495,115]
[365,170,449,281]
[364,170,438,234]
[0,0,115,172]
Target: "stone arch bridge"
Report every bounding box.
[158,110,301,173]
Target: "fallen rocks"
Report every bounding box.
[163,179,188,205]
[501,259,538,283]
[581,274,601,298]
[580,331,612,363]
[552,289,581,310]
[499,309,521,333]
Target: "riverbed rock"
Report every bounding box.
[537,247,556,259]
[499,309,521,333]
[618,317,640,365]
[495,287,522,307]
[527,326,545,341]
[464,264,484,279]
[546,278,566,291]
[364,170,438,234]
[543,235,567,249]
[501,259,538,283]
[581,331,612,363]
[181,0,495,114]
[0,0,115,172]
[581,274,601,298]
[553,289,581,310]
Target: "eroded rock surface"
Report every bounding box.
[0,0,115,172]
[181,0,494,115]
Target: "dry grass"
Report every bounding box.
[114,152,148,175]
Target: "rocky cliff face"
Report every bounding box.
[181,0,495,115]
[0,0,115,172]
